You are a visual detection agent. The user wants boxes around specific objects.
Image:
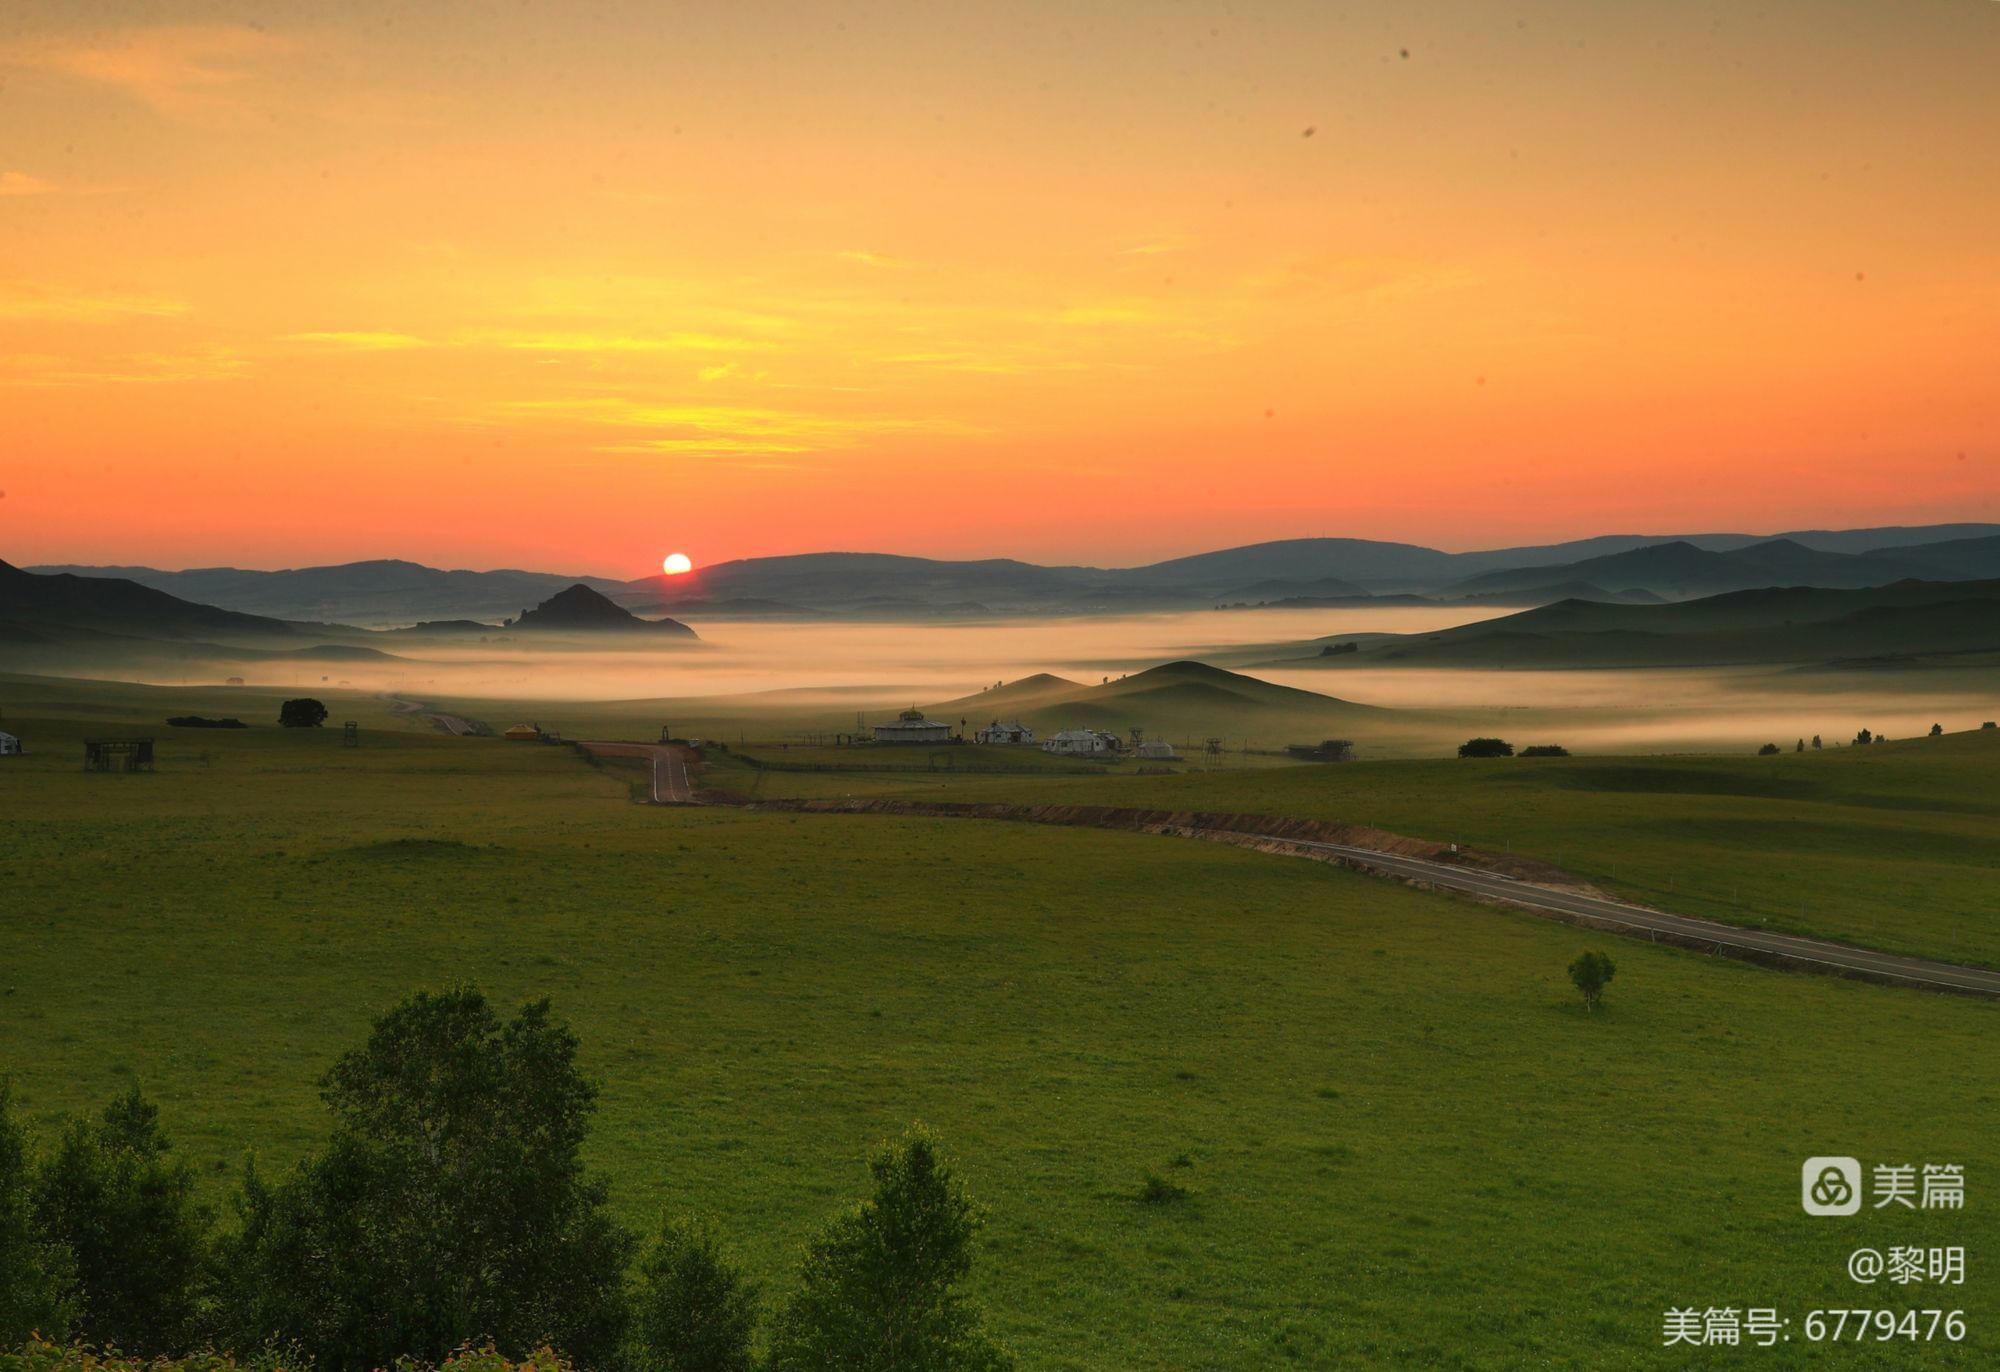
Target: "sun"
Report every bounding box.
[662,552,694,576]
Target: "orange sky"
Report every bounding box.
[3,1,1996,575]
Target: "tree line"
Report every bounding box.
[0,988,1009,1372]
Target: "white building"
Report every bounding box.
[1136,739,1177,760]
[976,720,1034,745]
[874,708,952,744]
[1042,728,1121,756]
[0,731,19,756]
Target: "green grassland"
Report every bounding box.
[1,676,1996,1368]
[701,730,2000,970]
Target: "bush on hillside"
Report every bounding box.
[1457,738,1513,758]
[632,1216,759,1372]
[217,989,634,1370]
[0,1339,572,1372]
[1568,951,1616,1012]
[30,1090,211,1356]
[0,1088,75,1347]
[767,1128,1011,1372]
[1757,743,1780,755]
[276,699,327,729]
[1519,745,1569,758]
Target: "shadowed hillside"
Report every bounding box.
[1268,579,2000,669]
[931,659,1386,745]
[511,584,699,637]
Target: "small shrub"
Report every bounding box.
[1568,951,1616,1012]
[1757,743,1780,755]
[1519,744,1569,758]
[766,1126,1010,1372]
[0,1087,75,1346]
[31,1089,211,1355]
[1457,737,1514,758]
[1139,1170,1189,1205]
[632,1215,758,1372]
[277,699,328,729]
[218,988,635,1370]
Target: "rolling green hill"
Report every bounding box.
[1268,578,2000,668]
[935,660,1386,743]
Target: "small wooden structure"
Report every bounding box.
[343,721,359,747]
[84,737,154,772]
[0,731,21,757]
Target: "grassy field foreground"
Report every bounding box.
[0,679,1994,1368]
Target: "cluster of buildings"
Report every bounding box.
[870,710,1176,760]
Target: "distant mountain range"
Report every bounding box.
[0,562,696,671]
[30,522,2000,624]
[1258,578,2000,670]
[1436,535,2000,601]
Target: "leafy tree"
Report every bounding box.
[1567,952,1616,1012]
[1811,734,1823,750]
[221,988,634,1370]
[31,1089,209,1355]
[1854,728,1873,745]
[767,1128,1011,1372]
[1795,739,1805,752]
[1930,722,1944,737]
[632,1216,758,1372]
[277,698,328,729]
[1757,743,1780,755]
[0,1085,75,1346]
[1456,737,1514,758]
[1519,744,1569,757]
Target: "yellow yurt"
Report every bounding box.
[503,723,542,741]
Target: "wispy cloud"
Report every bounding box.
[1056,302,1165,326]
[285,330,429,350]
[1120,236,1196,257]
[0,283,190,321]
[0,172,58,197]
[0,170,123,198]
[496,396,979,458]
[0,347,245,387]
[1,24,296,122]
[835,251,913,270]
[461,328,773,355]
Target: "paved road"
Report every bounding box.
[380,692,490,737]
[564,757,1997,998]
[1244,834,2000,999]
[577,741,694,803]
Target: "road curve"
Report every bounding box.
[1248,835,2000,999]
[563,762,1998,999]
[576,741,695,803]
